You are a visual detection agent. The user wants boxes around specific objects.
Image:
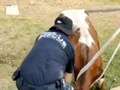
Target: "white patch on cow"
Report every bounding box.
[61,9,95,47]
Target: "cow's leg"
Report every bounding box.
[98,78,108,90]
[82,71,92,90]
[76,44,92,90]
[75,70,92,90]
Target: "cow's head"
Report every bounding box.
[55,9,95,48]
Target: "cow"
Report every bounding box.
[60,9,105,90]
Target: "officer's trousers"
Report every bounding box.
[16,77,74,90]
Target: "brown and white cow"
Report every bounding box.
[61,9,105,90]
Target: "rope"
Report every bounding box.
[86,8,120,13]
[76,28,120,80]
[90,42,120,87]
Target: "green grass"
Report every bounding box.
[0,64,17,90]
[0,0,120,90]
[0,17,48,66]
[0,17,48,90]
[90,12,120,88]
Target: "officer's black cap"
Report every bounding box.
[54,14,73,35]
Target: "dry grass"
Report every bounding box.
[0,0,120,90]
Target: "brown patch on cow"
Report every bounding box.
[73,15,104,90]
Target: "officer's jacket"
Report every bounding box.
[20,28,75,86]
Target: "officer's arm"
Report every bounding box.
[65,40,75,83]
[65,55,74,83]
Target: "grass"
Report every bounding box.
[90,12,120,88]
[0,0,120,90]
[0,17,47,90]
[0,17,48,66]
[0,64,17,90]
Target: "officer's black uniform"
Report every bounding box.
[13,27,75,90]
[13,13,75,90]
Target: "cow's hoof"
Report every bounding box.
[99,78,108,90]
[91,78,108,90]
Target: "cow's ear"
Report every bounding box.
[68,35,74,41]
[68,34,75,44]
[74,28,80,38]
[68,29,80,46]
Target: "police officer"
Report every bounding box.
[12,13,80,90]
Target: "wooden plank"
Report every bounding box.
[6,4,19,16]
[111,86,120,90]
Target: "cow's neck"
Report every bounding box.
[79,26,95,47]
[62,9,95,47]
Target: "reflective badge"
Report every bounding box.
[40,32,67,49]
[64,83,74,90]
